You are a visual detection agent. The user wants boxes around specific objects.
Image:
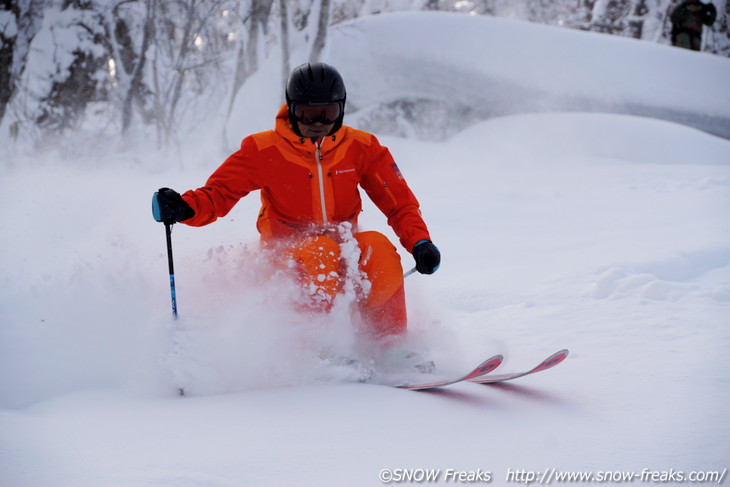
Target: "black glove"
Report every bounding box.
[412,240,441,275]
[152,187,195,224]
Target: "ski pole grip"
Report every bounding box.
[152,192,164,222]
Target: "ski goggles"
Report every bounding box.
[292,102,342,125]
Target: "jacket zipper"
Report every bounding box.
[314,139,328,224]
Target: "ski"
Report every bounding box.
[469,349,569,384]
[397,354,503,390]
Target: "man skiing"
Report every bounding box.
[152,62,440,341]
[670,0,717,51]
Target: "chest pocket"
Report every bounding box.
[263,157,315,221]
[330,166,363,220]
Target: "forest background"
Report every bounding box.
[1,0,728,158]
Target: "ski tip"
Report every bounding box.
[545,349,569,368]
[395,353,505,390]
[475,354,504,375]
[528,349,569,373]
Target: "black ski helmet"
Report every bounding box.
[285,62,346,137]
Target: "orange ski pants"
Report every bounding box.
[287,231,406,338]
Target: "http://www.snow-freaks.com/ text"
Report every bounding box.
[377,467,728,484]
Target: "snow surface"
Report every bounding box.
[2,11,729,487]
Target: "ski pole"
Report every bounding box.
[164,222,178,319]
[164,222,186,396]
[404,266,417,278]
[165,222,185,396]
[152,190,180,318]
[152,193,185,395]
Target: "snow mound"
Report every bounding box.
[326,12,730,139]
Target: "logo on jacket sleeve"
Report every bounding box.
[391,163,404,180]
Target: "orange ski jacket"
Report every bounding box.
[181,104,431,252]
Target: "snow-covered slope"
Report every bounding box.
[229,12,730,141]
[2,11,729,487]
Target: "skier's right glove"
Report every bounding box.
[412,240,441,275]
[152,187,195,224]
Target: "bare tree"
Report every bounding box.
[279,0,291,97]
[0,0,18,123]
[143,0,241,147]
[120,0,155,133]
[309,0,330,63]
[0,0,46,131]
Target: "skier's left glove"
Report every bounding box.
[412,240,440,275]
[152,187,195,224]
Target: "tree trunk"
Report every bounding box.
[122,0,155,133]
[226,0,270,118]
[279,0,290,94]
[165,0,197,141]
[0,8,15,123]
[309,0,330,63]
[0,0,45,126]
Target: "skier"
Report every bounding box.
[670,0,717,51]
[152,62,440,342]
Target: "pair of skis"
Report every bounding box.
[396,349,569,391]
